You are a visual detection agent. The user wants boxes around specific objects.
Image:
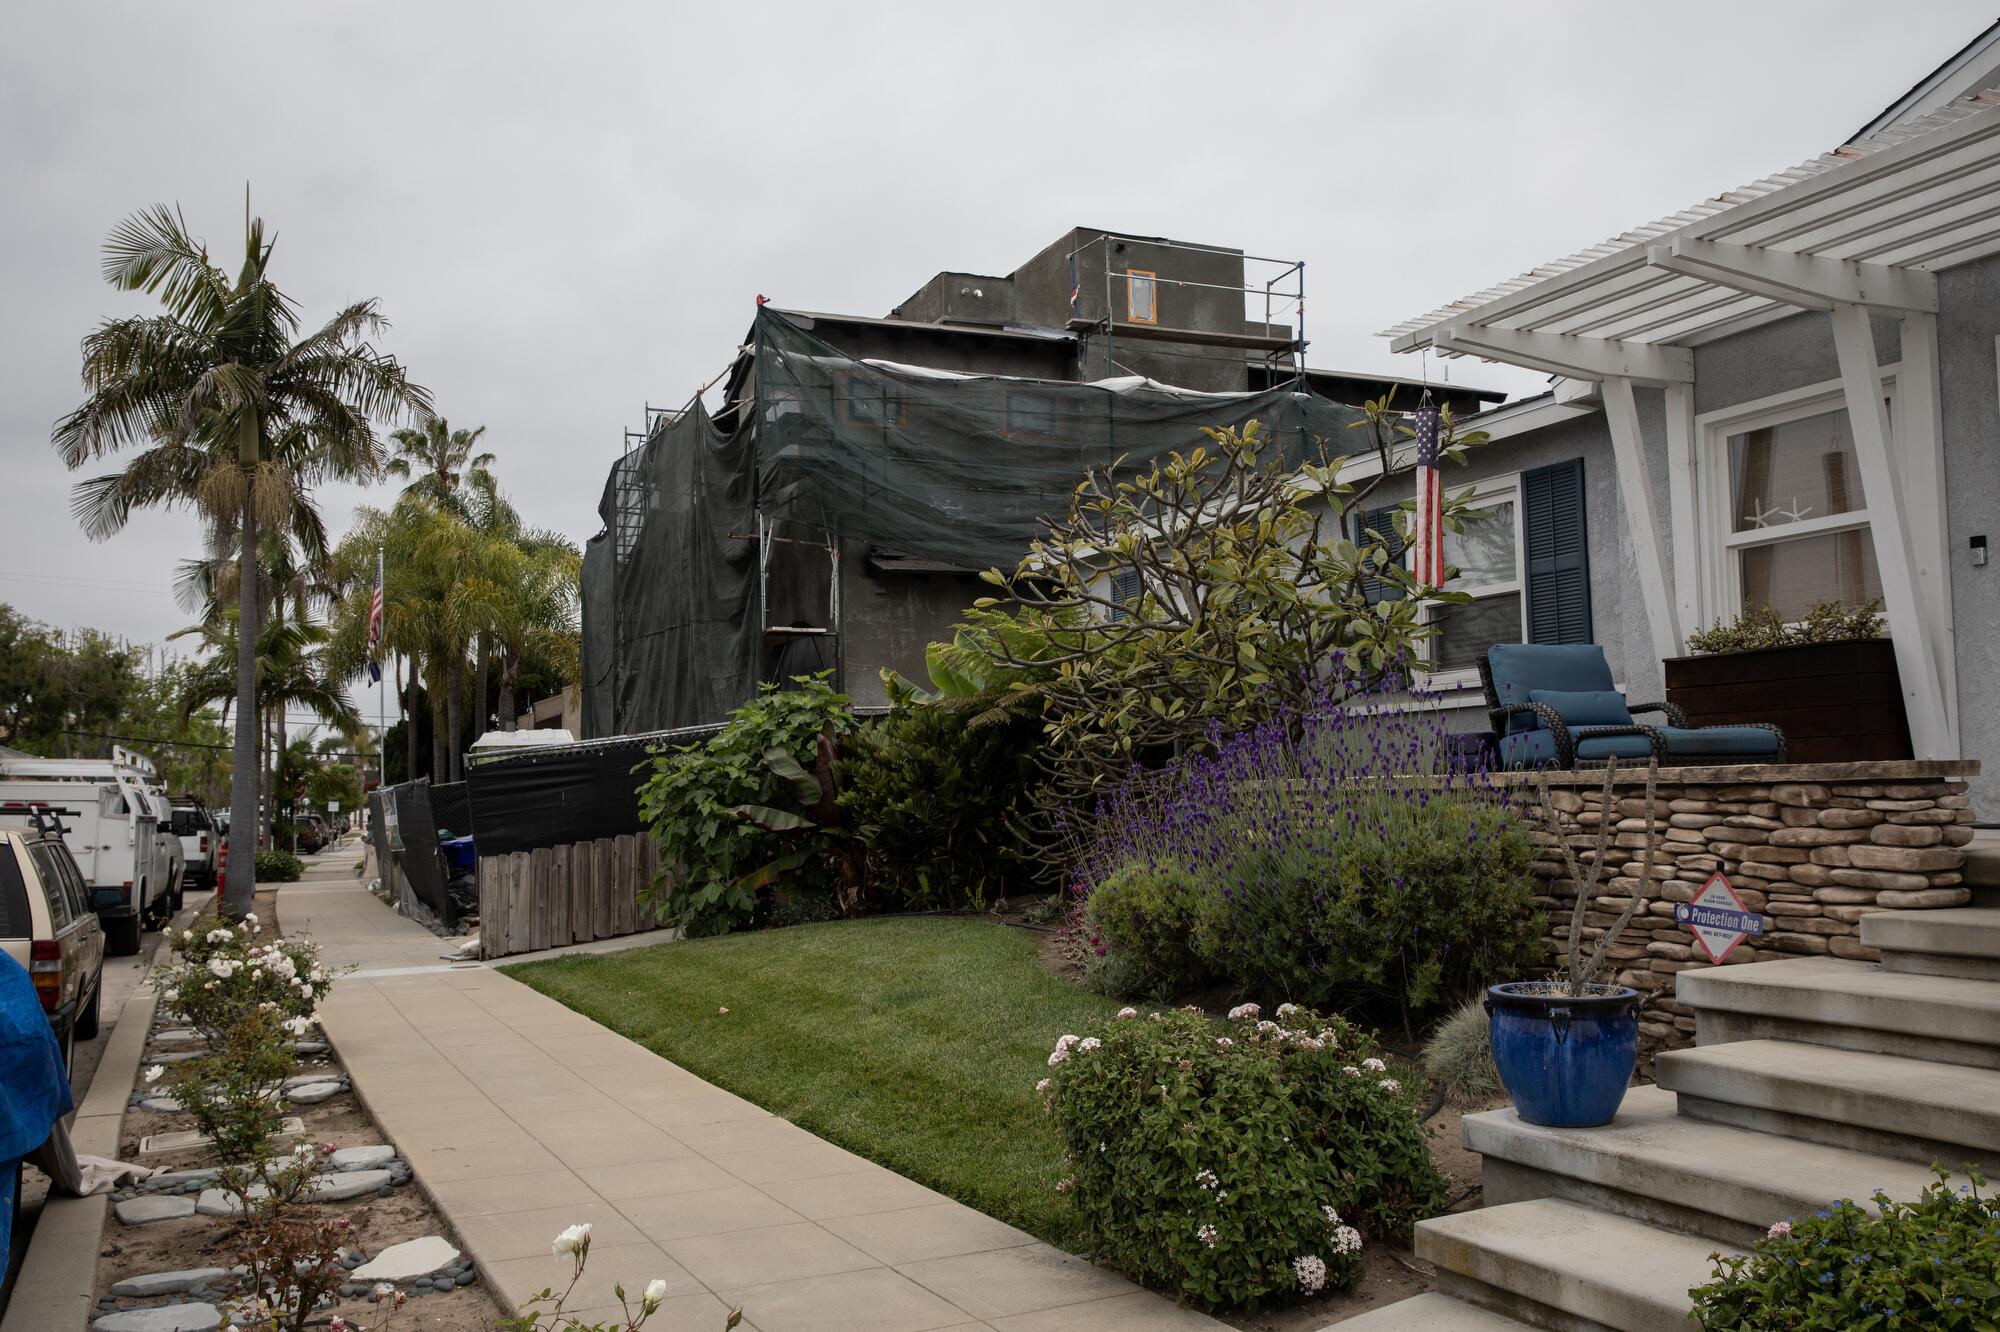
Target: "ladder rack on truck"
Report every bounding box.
[0,747,174,955]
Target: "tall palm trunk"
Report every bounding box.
[225,483,260,917]
[445,653,466,781]
[400,655,417,784]
[474,632,490,746]
[497,652,517,733]
[427,665,447,783]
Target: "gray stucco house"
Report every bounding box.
[1367,25,2000,816]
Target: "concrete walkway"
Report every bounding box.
[293,847,1221,1331]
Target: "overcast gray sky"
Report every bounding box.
[3,0,1991,654]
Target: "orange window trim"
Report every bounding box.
[1125,269,1158,324]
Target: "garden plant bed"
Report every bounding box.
[89,889,505,1332]
[505,916,1483,1323]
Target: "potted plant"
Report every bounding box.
[1665,599,1905,762]
[1484,761,1657,1128]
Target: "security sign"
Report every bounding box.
[1675,871,1766,964]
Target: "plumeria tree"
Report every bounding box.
[968,400,1489,837]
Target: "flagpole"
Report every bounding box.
[376,546,386,797]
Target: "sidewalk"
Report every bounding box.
[294,850,1222,1332]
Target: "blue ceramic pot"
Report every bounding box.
[1485,982,1641,1127]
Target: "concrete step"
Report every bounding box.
[1323,1292,1538,1331]
[1863,907,2000,981]
[1961,837,2000,896]
[1464,1084,1966,1248]
[1416,1197,1727,1332]
[1675,955,2000,1069]
[1653,1038,2000,1171]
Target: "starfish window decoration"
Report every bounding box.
[1742,496,1785,528]
[1776,496,1815,523]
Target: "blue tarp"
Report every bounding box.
[0,951,71,1288]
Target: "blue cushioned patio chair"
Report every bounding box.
[1478,643,1786,770]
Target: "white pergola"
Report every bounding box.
[1381,89,2000,761]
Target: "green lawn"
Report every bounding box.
[501,917,1124,1249]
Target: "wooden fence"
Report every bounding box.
[476,832,671,959]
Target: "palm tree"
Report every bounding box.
[461,529,580,727]
[177,614,363,847]
[386,418,495,514]
[54,202,429,915]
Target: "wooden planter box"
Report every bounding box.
[1663,638,1912,764]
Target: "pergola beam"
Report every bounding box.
[1646,238,1938,313]
[1435,324,1693,386]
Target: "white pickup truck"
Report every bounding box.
[0,747,176,954]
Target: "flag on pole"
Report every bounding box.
[1410,397,1445,589]
[366,548,385,683]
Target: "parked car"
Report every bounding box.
[0,811,107,1071]
[146,792,186,915]
[0,748,169,955]
[168,796,217,893]
[292,816,325,855]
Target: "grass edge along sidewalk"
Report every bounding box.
[502,917,1126,1255]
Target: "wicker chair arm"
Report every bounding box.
[1647,720,1788,766]
[1629,700,1690,727]
[1565,723,1668,767]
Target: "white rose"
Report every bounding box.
[642,1279,667,1313]
[551,1223,592,1256]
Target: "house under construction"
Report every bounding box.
[579,228,1505,738]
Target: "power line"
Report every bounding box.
[0,570,176,593]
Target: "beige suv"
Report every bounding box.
[0,816,106,1070]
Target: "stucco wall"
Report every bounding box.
[1935,252,2000,816]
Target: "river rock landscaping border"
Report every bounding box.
[90,891,503,1332]
[1508,760,1978,1058]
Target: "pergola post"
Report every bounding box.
[1895,311,1957,746]
[1601,376,1686,663]
[1829,302,1953,758]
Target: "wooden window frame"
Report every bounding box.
[1696,372,1897,627]
[1124,269,1158,325]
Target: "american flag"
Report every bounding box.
[1410,400,1445,589]
[367,548,384,649]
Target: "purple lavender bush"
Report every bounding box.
[1076,661,1544,1025]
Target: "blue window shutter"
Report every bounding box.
[1109,567,1141,622]
[1353,505,1405,606]
[1522,458,1592,644]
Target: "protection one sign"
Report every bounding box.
[1674,871,1766,964]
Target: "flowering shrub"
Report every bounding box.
[230,1208,356,1331]
[253,849,305,883]
[497,1223,743,1331]
[1691,1168,2000,1330]
[152,914,335,1043]
[158,1010,297,1170]
[1077,673,1544,1023]
[1040,1003,1445,1310]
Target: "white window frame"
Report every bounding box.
[1416,473,1526,692]
[1694,368,1897,627]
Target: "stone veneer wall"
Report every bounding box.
[1508,760,1979,1056]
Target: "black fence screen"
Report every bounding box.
[392,781,448,924]
[464,726,723,857]
[582,307,1368,738]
